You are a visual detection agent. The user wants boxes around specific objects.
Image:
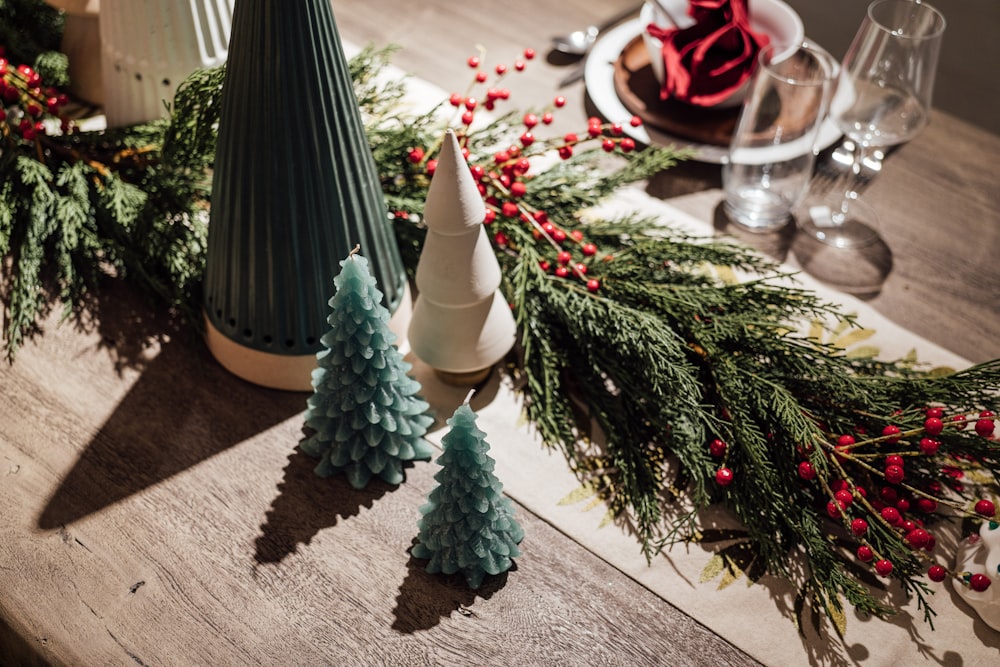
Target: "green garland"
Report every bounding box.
[2,14,999,637]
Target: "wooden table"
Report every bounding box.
[2,2,998,665]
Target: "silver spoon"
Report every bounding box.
[550,4,645,57]
[551,25,600,56]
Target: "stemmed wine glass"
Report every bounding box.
[799,0,946,248]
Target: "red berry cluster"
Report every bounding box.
[401,48,647,295]
[0,49,72,145]
[797,407,998,586]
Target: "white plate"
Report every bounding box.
[583,18,843,164]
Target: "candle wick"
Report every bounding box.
[463,389,475,405]
[349,244,361,258]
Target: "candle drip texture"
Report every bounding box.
[412,402,524,588]
[300,254,433,489]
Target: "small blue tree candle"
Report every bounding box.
[412,393,525,588]
[299,248,433,489]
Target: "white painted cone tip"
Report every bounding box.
[423,129,486,236]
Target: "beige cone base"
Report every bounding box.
[204,284,413,391]
[433,366,494,387]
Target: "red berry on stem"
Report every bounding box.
[896,498,911,513]
[475,71,488,83]
[881,506,902,525]
[523,113,539,128]
[919,437,940,455]
[835,489,854,507]
[906,528,931,549]
[884,464,904,484]
[520,131,535,147]
[557,250,572,265]
[407,147,424,163]
[581,243,597,256]
[467,56,480,68]
[875,559,894,577]
[709,439,727,457]
[425,159,437,175]
[715,467,734,486]
[630,115,643,127]
[970,573,992,592]
[882,425,901,443]
[837,434,856,447]
[461,111,474,125]
[501,201,519,217]
[558,145,574,160]
[797,461,816,480]
[523,48,536,60]
[851,518,868,536]
[916,497,938,513]
[542,112,554,124]
[449,92,463,106]
[514,60,526,71]
[554,266,569,278]
[553,95,567,108]
[574,263,588,275]
[974,499,996,517]
[586,279,600,293]
[928,564,947,582]
[925,407,944,419]
[619,137,636,152]
[857,545,874,562]
[495,63,507,75]
[601,138,615,152]
[484,209,496,225]
[975,418,996,437]
[885,454,904,468]
[827,500,843,519]
[924,417,944,435]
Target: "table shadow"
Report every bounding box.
[36,335,307,529]
[790,230,894,299]
[253,448,402,564]
[392,546,509,633]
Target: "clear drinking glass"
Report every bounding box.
[722,41,840,232]
[799,0,946,247]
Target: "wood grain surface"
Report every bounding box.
[3,1,999,665]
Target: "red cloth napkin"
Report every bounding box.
[647,0,770,106]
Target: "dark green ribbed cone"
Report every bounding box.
[204,0,407,356]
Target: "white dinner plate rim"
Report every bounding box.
[583,18,843,164]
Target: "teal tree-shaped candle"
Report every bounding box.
[412,393,524,588]
[300,248,434,489]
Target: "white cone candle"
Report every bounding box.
[408,129,517,383]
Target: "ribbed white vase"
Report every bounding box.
[99,0,234,127]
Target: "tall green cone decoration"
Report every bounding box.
[202,0,408,391]
[413,395,524,589]
[299,249,434,489]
